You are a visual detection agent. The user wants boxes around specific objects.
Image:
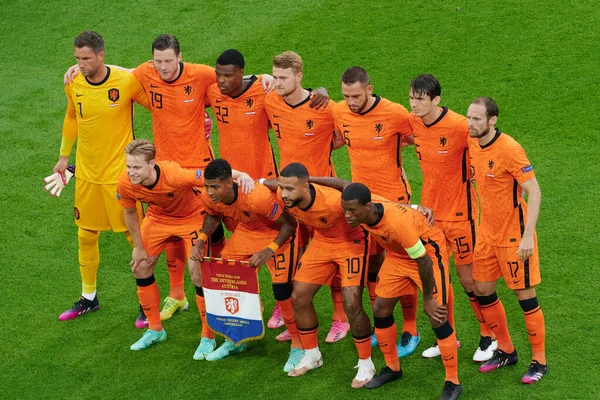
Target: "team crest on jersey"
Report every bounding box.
[108,88,120,102]
[374,123,383,134]
[246,98,254,108]
[306,119,315,130]
[320,217,328,225]
[184,86,192,95]
[224,297,239,315]
[74,207,80,220]
[243,211,251,218]
[488,160,495,170]
[439,137,448,147]
[167,192,175,198]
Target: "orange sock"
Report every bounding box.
[374,316,400,371]
[298,325,319,350]
[478,293,514,353]
[434,322,459,384]
[446,284,455,329]
[165,240,186,300]
[353,335,372,360]
[467,291,494,338]
[137,276,161,331]
[330,275,347,322]
[520,298,546,365]
[278,298,302,348]
[195,288,215,339]
[367,272,377,306]
[400,292,418,336]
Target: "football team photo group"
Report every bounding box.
[44,29,547,400]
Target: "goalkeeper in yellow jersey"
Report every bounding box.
[51,31,149,321]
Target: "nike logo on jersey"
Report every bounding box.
[215,99,223,103]
[347,275,358,280]
[76,94,84,97]
[342,123,350,127]
[459,254,469,260]
[272,114,280,118]
[150,84,159,88]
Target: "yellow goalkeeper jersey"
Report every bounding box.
[61,67,149,184]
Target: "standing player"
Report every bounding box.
[263,51,348,343]
[190,159,303,371]
[467,97,547,384]
[311,177,461,399]
[54,31,148,321]
[261,163,375,388]
[333,66,420,354]
[205,49,278,180]
[205,49,331,333]
[64,35,231,326]
[116,140,253,351]
[408,74,496,361]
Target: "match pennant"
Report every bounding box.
[200,258,265,346]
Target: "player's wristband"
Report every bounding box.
[410,204,419,210]
[259,178,266,185]
[267,242,279,252]
[198,233,208,243]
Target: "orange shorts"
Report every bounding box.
[437,220,476,266]
[220,225,297,284]
[473,238,541,290]
[295,237,369,287]
[141,215,205,257]
[375,242,450,305]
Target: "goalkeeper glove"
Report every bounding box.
[44,165,75,197]
[204,111,213,140]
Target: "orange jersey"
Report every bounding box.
[409,107,477,221]
[205,76,278,179]
[280,184,364,244]
[200,183,285,233]
[116,161,205,223]
[333,96,412,201]
[133,62,216,168]
[362,195,445,260]
[264,90,336,176]
[469,129,536,246]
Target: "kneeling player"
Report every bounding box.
[116,140,253,352]
[312,178,461,400]
[190,159,302,371]
[261,163,374,387]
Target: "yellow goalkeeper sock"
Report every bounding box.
[78,228,100,295]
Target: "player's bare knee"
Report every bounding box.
[372,298,394,318]
[341,290,361,317]
[291,288,309,310]
[514,286,537,301]
[473,280,495,297]
[429,315,447,329]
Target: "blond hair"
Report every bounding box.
[125,139,156,162]
[273,51,303,73]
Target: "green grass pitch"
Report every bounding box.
[1,0,598,398]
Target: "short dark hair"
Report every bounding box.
[152,34,180,55]
[471,96,499,119]
[342,183,372,205]
[341,66,370,85]
[280,163,309,180]
[74,31,104,53]
[410,74,441,99]
[216,49,245,69]
[204,159,232,180]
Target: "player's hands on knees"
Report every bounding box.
[309,87,330,110]
[131,247,149,271]
[417,205,435,226]
[517,235,534,261]
[204,112,213,140]
[190,240,206,262]
[249,248,274,268]
[423,297,447,324]
[237,173,255,194]
[64,65,80,84]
